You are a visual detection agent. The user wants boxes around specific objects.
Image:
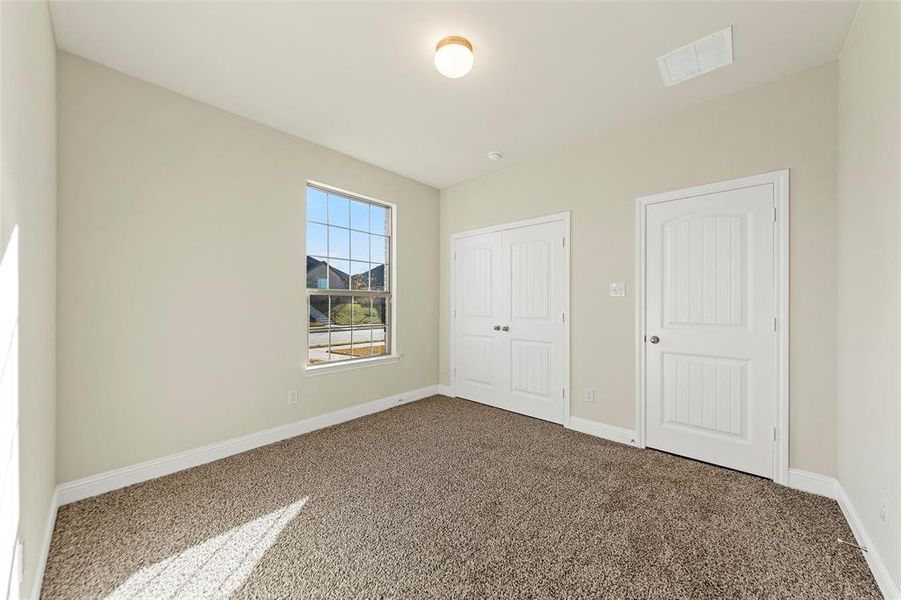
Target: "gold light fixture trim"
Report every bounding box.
[436,36,473,53]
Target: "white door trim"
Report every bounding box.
[635,170,789,484]
[449,211,571,427]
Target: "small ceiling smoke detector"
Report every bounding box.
[486,151,503,161]
[658,26,733,87]
[434,36,474,79]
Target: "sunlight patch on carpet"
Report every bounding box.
[105,497,309,599]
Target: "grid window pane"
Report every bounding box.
[372,297,387,326]
[350,261,370,290]
[307,256,329,289]
[308,295,330,364]
[351,230,370,262]
[330,296,354,325]
[306,185,391,366]
[328,226,349,259]
[328,259,350,289]
[370,328,387,358]
[370,234,387,264]
[370,205,388,235]
[307,187,328,224]
[350,200,369,231]
[328,194,349,227]
[350,326,373,358]
[307,222,328,257]
[370,264,387,291]
[371,297,387,357]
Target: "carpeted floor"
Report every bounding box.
[42,396,880,599]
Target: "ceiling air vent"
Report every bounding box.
[657,26,733,87]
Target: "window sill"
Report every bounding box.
[304,354,400,377]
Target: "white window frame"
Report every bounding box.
[304,181,398,375]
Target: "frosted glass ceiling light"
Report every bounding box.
[434,36,473,79]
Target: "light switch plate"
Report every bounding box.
[609,282,626,297]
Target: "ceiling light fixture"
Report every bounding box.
[434,36,473,79]
[486,151,503,161]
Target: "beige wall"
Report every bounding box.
[0,1,57,596]
[837,1,900,587]
[56,53,439,483]
[440,63,839,476]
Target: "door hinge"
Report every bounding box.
[773,207,777,223]
[562,387,565,398]
[454,309,457,318]
[772,425,777,442]
[562,237,566,248]
[773,317,777,332]
[562,312,565,322]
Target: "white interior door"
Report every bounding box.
[645,183,776,477]
[454,231,504,409]
[501,222,565,423]
[454,219,566,424]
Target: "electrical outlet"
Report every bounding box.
[288,390,298,405]
[584,388,595,403]
[880,490,888,525]
[609,282,626,297]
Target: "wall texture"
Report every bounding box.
[837,1,900,588]
[56,53,439,483]
[0,1,57,596]
[440,63,839,476]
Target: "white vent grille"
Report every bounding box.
[658,26,733,87]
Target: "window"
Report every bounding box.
[306,184,392,366]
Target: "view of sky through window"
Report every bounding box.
[306,185,391,365]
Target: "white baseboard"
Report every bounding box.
[437,384,454,397]
[56,384,439,506]
[787,469,899,599]
[834,483,901,599]
[787,468,839,499]
[29,488,59,600]
[566,416,639,447]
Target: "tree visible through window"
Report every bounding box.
[306,185,391,365]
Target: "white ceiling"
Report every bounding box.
[49,1,858,188]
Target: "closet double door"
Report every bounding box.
[453,218,566,424]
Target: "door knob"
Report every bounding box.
[501,326,510,332]
[648,336,660,344]
[493,325,501,331]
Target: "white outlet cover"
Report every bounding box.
[609,282,626,297]
[288,390,299,405]
[584,388,595,403]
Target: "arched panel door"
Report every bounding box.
[645,184,776,477]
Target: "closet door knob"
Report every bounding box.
[493,325,501,331]
[501,326,510,332]
[649,336,660,344]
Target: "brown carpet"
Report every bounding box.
[42,396,880,599]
